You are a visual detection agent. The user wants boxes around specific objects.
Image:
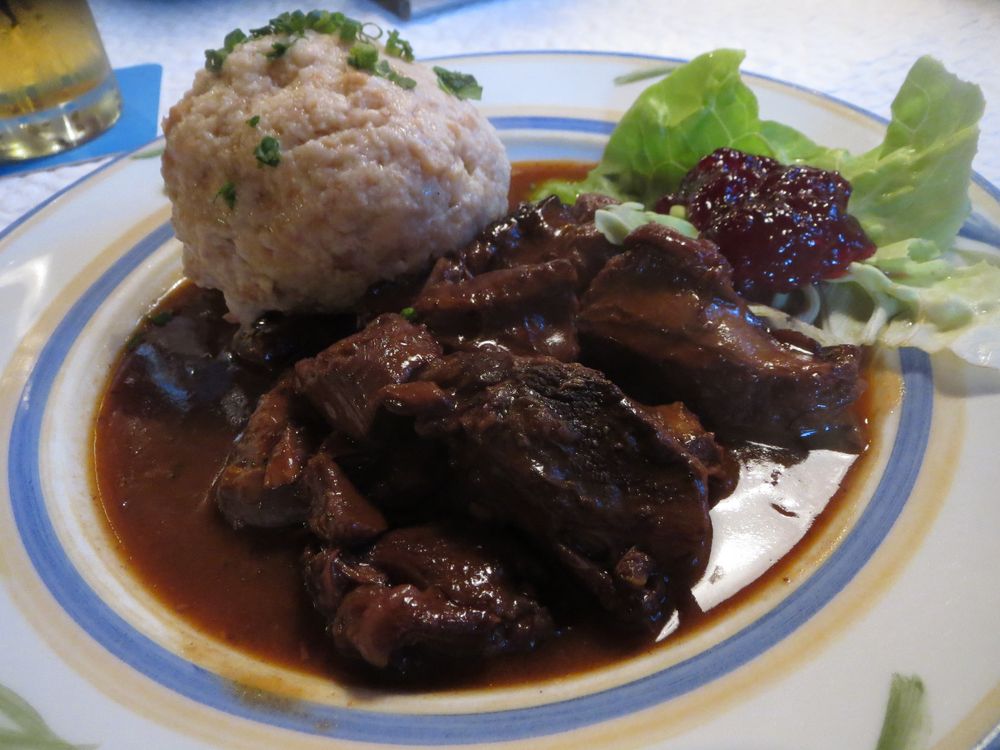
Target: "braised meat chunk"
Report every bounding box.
[320,430,452,526]
[579,223,864,448]
[303,441,387,546]
[414,350,730,631]
[230,311,356,371]
[293,313,442,442]
[458,194,621,291]
[641,402,740,505]
[414,258,580,360]
[406,194,628,361]
[304,524,554,670]
[214,376,318,529]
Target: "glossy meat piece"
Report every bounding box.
[214,377,316,529]
[304,546,388,620]
[301,395,451,524]
[379,380,453,417]
[578,223,864,448]
[641,402,739,506]
[304,442,387,546]
[353,269,433,328]
[230,311,356,370]
[415,351,726,631]
[458,194,621,291]
[330,434,451,525]
[124,289,269,425]
[413,258,580,360]
[403,194,622,360]
[293,314,442,442]
[304,525,554,669]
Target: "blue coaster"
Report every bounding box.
[0,64,162,178]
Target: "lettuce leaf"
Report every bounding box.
[813,58,989,364]
[531,50,848,205]
[594,202,698,244]
[532,49,774,206]
[757,120,844,167]
[534,171,630,205]
[820,238,1000,367]
[833,57,984,250]
[756,58,983,253]
[536,52,982,255]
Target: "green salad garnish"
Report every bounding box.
[542,50,997,368]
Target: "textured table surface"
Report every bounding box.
[1,0,998,231]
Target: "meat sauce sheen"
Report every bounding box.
[94,161,870,690]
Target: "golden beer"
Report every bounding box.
[0,0,121,161]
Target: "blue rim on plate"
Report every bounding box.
[7,49,998,744]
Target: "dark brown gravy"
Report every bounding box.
[92,161,872,692]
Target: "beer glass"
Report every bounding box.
[0,0,122,162]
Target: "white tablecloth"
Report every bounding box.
[2,0,998,230]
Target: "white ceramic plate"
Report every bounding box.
[1,51,999,750]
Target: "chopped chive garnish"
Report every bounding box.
[433,66,482,100]
[375,59,416,89]
[338,18,362,42]
[347,42,379,71]
[224,29,248,49]
[254,136,281,167]
[874,674,929,750]
[305,10,339,33]
[204,10,427,94]
[268,9,308,35]
[266,39,297,59]
[216,181,237,209]
[348,43,415,89]
[385,30,414,62]
[362,22,384,41]
[400,306,417,321]
[204,49,226,72]
[131,146,165,160]
[205,28,248,71]
[246,115,260,127]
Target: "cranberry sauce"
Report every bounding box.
[656,148,875,301]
